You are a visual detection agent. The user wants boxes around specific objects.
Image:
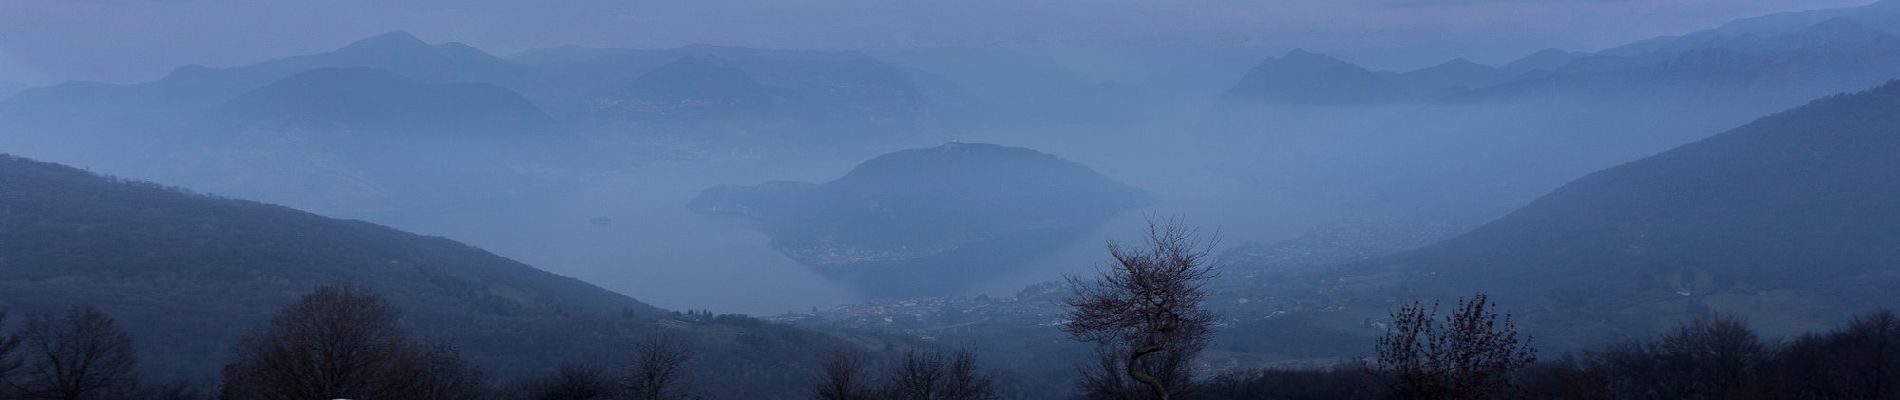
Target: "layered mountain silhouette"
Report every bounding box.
[524,45,966,150]
[1466,16,1900,104]
[1207,4,1900,234]
[1224,49,1541,105]
[871,47,1097,105]
[1501,48,1589,74]
[0,31,969,188]
[200,67,560,140]
[0,154,870,398]
[512,45,957,115]
[0,31,535,177]
[1224,1,1900,108]
[1603,0,1900,60]
[1223,49,1415,105]
[2,31,522,129]
[143,67,587,214]
[690,142,1153,295]
[1400,58,1514,97]
[590,56,792,126]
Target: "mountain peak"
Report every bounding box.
[1501,48,1587,73]
[158,64,219,81]
[1798,16,1879,36]
[621,55,772,101]
[1224,48,1407,105]
[1281,48,1340,62]
[1415,57,1493,73]
[1262,49,1368,72]
[341,31,430,52]
[932,141,1008,153]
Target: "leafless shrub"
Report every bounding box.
[1376,294,1535,400]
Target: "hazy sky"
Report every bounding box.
[0,0,1876,84]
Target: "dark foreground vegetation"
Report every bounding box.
[10,281,1898,400]
[0,284,1006,400]
[1201,308,1900,400]
[3,218,1899,400]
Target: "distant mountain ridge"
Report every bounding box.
[1222,48,1578,105]
[1466,13,1900,98]
[0,31,540,183]
[3,31,523,126]
[201,67,560,139]
[0,31,977,188]
[1223,49,1416,105]
[521,45,969,151]
[1603,0,1900,59]
[1223,1,1900,107]
[136,67,587,214]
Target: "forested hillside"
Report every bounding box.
[0,154,876,398]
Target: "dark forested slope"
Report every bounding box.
[1376,80,1900,340]
[0,155,861,398]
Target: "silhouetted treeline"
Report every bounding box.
[2,284,1016,400]
[1197,309,1900,400]
[13,282,1900,400]
[808,347,1001,400]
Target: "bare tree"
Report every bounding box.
[218,283,430,400]
[625,332,697,400]
[1652,313,1765,400]
[503,364,616,400]
[1075,343,1201,400]
[879,348,999,400]
[8,306,139,400]
[885,350,947,400]
[1075,348,1138,400]
[1837,309,1900,400]
[941,349,999,400]
[1062,217,1218,400]
[140,380,209,400]
[812,349,877,400]
[1376,294,1535,400]
[409,344,491,400]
